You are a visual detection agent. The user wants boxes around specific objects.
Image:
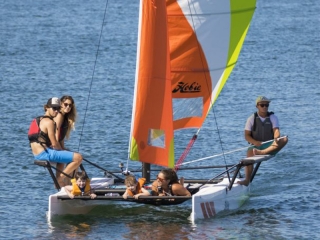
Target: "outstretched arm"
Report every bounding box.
[122,190,129,199]
[89,189,97,199]
[134,188,150,199]
[64,186,75,199]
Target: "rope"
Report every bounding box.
[189,163,239,194]
[179,145,250,166]
[174,134,197,171]
[174,1,211,170]
[82,158,123,180]
[70,1,123,181]
[178,136,288,167]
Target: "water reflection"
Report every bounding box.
[46,203,193,239]
[123,221,191,240]
[48,215,93,238]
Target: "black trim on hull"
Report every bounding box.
[56,195,192,206]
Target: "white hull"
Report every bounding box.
[48,188,102,220]
[48,177,249,221]
[48,178,117,221]
[191,177,250,221]
[46,155,273,221]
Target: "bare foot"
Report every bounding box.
[237,179,249,186]
[253,148,262,155]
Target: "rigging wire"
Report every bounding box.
[77,0,109,152]
[175,0,230,181]
[211,109,231,181]
[179,145,250,166]
[174,0,205,172]
[179,136,288,166]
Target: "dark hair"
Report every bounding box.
[60,95,74,105]
[160,168,179,184]
[74,171,88,181]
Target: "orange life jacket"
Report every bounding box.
[70,178,91,196]
[127,178,146,196]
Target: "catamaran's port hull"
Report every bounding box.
[190,178,250,222]
[191,177,249,221]
[48,192,100,220]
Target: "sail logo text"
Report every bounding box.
[172,82,201,93]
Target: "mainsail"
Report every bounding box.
[129,0,256,167]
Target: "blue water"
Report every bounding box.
[0,0,319,239]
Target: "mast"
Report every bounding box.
[142,163,151,182]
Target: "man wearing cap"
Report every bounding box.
[238,96,288,186]
[29,97,83,187]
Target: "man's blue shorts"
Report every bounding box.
[34,148,74,163]
[248,141,273,151]
[248,141,279,155]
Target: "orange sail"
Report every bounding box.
[130,0,256,167]
[129,0,174,167]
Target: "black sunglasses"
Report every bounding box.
[258,103,269,108]
[63,103,73,107]
[52,107,61,111]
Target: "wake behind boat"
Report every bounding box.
[34,0,281,222]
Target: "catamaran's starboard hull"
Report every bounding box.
[191,177,249,222]
[48,177,118,220]
[48,189,105,220]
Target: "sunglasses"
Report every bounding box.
[52,107,60,111]
[63,103,73,108]
[157,176,166,183]
[258,103,269,108]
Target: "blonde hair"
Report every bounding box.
[125,175,137,185]
[60,95,77,139]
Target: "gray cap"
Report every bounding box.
[47,97,61,108]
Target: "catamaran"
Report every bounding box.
[35,0,277,222]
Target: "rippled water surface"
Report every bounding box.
[0,0,319,239]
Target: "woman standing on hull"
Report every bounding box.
[54,95,77,178]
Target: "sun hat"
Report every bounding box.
[47,97,61,108]
[256,96,271,105]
